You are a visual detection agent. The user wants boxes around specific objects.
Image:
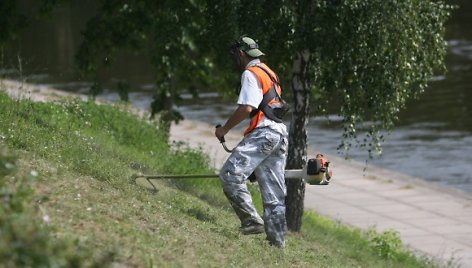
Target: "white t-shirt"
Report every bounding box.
[237,59,288,136]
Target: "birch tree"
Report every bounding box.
[221,0,452,231]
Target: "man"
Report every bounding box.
[215,36,288,248]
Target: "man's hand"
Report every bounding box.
[215,104,254,141]
[215,125,229,142]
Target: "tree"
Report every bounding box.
[214,0,452,231]
[74,0,452,232]
[298,0,450,230]
[75,0,230,134]
[285,0,451,231]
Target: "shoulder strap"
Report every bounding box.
[247,64,284,119]
[254,64,280,85]
[246,64,282,99]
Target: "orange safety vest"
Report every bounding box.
[244,63,283,136]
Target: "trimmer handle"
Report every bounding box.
[216,124,233,153]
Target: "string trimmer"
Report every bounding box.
[133,127,332,191]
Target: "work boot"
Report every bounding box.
[268,240,285,248]
[240,223,265,235]
[266,237,285,248]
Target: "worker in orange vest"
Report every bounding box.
[215,35,289,248]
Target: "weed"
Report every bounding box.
[366,228,405,260]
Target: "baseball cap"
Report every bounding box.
[235,36,265,58]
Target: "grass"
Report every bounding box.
[0,90,439,267]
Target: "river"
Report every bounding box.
[1,1,471,194]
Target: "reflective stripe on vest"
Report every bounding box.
[244,63,282,136]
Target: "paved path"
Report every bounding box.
[170,120,472,268]
[306,158,472,267]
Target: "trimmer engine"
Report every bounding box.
[284,154,332,185]
[306,154,332,185]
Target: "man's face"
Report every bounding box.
[231,49,245,71]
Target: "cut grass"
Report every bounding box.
[0,91,439,267]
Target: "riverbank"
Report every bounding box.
[2,78,471,267]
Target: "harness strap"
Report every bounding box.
[255,64,279,83]
[249,86,278,117]
[248,64,283,122]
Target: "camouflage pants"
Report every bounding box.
[219,127,288,247]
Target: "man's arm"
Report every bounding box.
[215,104,254,140]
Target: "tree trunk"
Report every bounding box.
[150,74,176,142]
[285,51,311,232]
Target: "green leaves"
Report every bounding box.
[367,229,405,260]
[226,0,450,158]
[308,0,452,156]
[52,0,453,157]
[76,0,226,119]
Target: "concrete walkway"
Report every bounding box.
[170,120,472,268]
[306,158,472,267]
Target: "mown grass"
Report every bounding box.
[0,90,439,267]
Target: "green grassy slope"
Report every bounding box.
[0,91,437,267]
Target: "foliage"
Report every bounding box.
[0,0,453,155]
[75,0,227,122]
[307,0,452,156]
[201,0,295,83]
[367,228,406,260]
[202,0,452,158]
[0,145,112,267]
[201,0,451,230]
